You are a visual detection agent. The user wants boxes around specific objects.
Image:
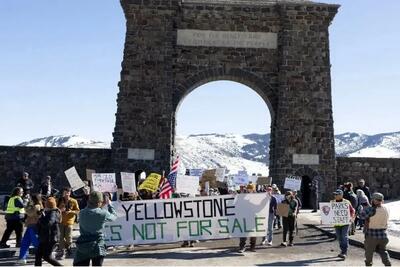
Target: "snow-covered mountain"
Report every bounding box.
[17,135,110,149]
[16,131,400,175]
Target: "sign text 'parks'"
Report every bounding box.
[104,194,270,245]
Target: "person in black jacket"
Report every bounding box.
[16,172,34,198]
[39,176,58,199]
[354,179,371,202]
[35,197,62,266]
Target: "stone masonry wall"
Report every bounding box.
[0,146,112,194]
[336,157,400,200]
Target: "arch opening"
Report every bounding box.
[174,80,273,177]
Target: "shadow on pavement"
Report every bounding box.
[258,256,345,266]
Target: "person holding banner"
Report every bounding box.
[359,193,391,266]
[73,191,117,266]
[238,183,257,253]
[281,191,298,247]
[332,189,355,259]
[261,186,277,246]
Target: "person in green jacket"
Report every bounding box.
[73,191,117,266]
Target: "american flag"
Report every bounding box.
[159,156,180,199]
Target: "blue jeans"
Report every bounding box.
[19,226,39,260]
[266,213,275,243]
[335,225,350,255]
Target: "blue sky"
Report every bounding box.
[0,0,399,144]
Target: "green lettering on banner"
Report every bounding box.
[189,221,200,236]
[145,223,157,240]
[232,218,243,233]
[255,216,266,232]
[158,222,166,239]
[104,225,122,242]
[243,218,254,233]
[218,219,229,234]
[133,224,145,240]
[200,220,212,236]
[177,221,187,238]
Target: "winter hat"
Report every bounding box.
[88,191,104,207]
[246,183,256,191]
[372,192,384,201]
[46,197,57,209]
[333,189,344,195]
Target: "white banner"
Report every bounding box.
[319,202,351,225]
[64,166,85,191]
[121,172,136,193]
[176,175,199,196]
[104,193,270,245]
[284,176,302,191]
[92,173,117,193]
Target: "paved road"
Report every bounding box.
[1,218,399,266]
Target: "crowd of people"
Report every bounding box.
[0,172,392,266]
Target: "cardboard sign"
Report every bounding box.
[320,202,351,225]
[86,169,96,182]
[104,193,270,245]
[276,203,289,217]
[121,172,137,193]
[92,173,117,193]
[64,166,86,191]
[257,176,272,185]
[200,169,217,189]
[176,175,199,196]
[138,173,162,192]
[284,176,302,191]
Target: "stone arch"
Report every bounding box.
[173,67,277,118]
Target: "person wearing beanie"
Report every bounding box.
[73,191,117,266]
[280,191,298,247]
[35,197,62,266]
[359,192,391,266]
[332,189,355,259]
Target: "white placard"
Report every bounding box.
[104,194,270,245]
[292,154,320,165]
[320,202,351,225]
[64,166,85,191]
[273,194,285,204]
[234,172,249,185]
[92,173,117,193]
[177,29,278,49]
[128,148,155,160]
[284,176,302,191]
[121,172,136,193]
[189,169,204,177]
[176,175,199,196]
[215,168,226,182]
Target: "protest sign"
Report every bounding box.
[86,169,96,182]
[257,176,272,186]
[276,203,289,217]
[121,172,136,193]
[234,172,249,185]
[92,173,117,193]
[176,175,199,196]
[189,169,204,177]
[284,176,302,191]
[104,193,270,245]
[64,166,86,191]
[200,169,217,188]
[138,173,162,192]
[215,168,226,182]
[273,194,285,204]
[320,202,351,225]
